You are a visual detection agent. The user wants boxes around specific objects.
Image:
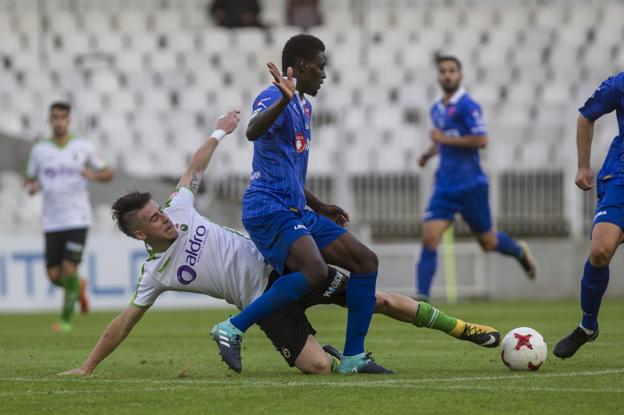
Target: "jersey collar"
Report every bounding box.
[437,87,467,107]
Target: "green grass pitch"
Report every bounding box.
[1,300,623,414]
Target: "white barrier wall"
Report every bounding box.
[0,234,229,312]
[2,233,623,312]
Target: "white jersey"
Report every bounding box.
[132,187,271,310]
[25,137,107,232]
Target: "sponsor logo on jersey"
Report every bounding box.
[176,225,207,285]
[595,210,607,219]
[293,224,307,231]
[42,165,80,178]
[295,133,308,154]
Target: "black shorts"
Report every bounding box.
[44,228,88,268]
[257,267,348,367]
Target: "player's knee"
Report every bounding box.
[46,267,61,283]
[478,237,497,252]
[589,244,614,268]
[305,357,332,375]
[301,260,329,288]
[422,233,441,249]
[357,248,378,273]
[374,291,390,313]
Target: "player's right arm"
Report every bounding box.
[418,143,438,167]
[176,110,240,194]
[576,76,621,190]
[575,114,595,190]
[246,62,295,141]
[59,305,149,376]
[24,146,39,195]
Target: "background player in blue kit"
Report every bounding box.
[416,55,538,302]
[211,34,392,374]
[554,72,624,359]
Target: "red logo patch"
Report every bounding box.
[514,333,533,350]
[295,133,308,154]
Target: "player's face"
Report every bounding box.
[437,60,462,93]
[49,108,70,138]
[134,201,178,242]
[300,50,327,96]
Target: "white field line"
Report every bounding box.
[0,368,623,388]
[1,383,624,397]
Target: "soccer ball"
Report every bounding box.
[500,327,547,371]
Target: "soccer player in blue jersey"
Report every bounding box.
[415,55,537,302]
[554,72,624,358]
[211,34,392,374]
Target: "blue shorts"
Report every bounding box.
[242,209,347,275]
[593,180,624,233]
[424,183,492,234]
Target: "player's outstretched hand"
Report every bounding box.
[575,167,594,191]
[25,181,39,195]
[216,110,241,134]
[58,367,90,376]
[80,167,98,181]
[318,203,350,227]
[267,62,295,100]
[418,153,430,167]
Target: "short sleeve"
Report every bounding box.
[85,142,108,170]
[463,101,487,135]
[164,186,195,209]
[131,267,162,308]
[25,147,38,178]
[250,87,287,133]
[579,77,620,122]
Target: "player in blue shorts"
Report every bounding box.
[554,72,624,358]
[211,34,392,374]
[415,55,537,302]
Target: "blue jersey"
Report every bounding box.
[430,87,488,192]
[579,72,624,185]
[242,85,313,219]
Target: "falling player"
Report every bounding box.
[415,55,537,302]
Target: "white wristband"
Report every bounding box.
[211,129,227,142]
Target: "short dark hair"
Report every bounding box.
[436,54,462,71]
[281,34,325,74]
[112,191,153,237]
[49,101,71,113]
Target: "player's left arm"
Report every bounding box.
[58,305,149,376]
[176,110,241,193]
[305,188,350,226]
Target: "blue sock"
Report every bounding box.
[495,231,522,258]
[344,271,377,357]
[580,260,609,331]
[230,272,311,332]
[416,247,437,298]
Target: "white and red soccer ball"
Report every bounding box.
[500,327,547,371]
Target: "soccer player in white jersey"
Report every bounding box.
[25,102,114,332]
[59,110,500,377]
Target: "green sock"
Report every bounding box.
[60,274,80,323]
[413,302,461,335]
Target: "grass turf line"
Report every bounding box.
[1,300,623,414]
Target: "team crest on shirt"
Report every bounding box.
[447,106,457,117]
[295,133,308,154]
[303,104,311,118]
